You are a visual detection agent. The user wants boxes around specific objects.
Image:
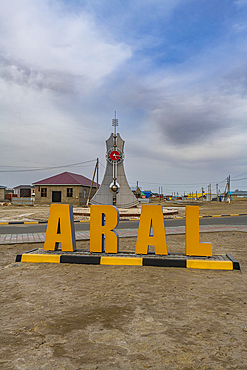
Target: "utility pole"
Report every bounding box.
[216,183,218,202]
[207,184,211,201]
[223,178,228,201]
[96,157,99,190]
[86,158,99,206]
[227,175,231,203]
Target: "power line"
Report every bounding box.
[219,178,227,185]
[0,159,96,173]
[140,181,207,186]
[231,176,247,181]
[231,170,247,179]
[140,180,215,186]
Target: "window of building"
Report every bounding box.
[20,189,31,197]
[84,189,87,198]
[67,188,73,197]
[41,188,47,197]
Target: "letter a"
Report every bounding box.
[186,206,212,256]
[44,204,76,252]
[135,205,168,255]
[90,205,119,253]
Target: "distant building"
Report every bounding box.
[13,185,35,198]
[131,183,142,198]
[231,190,247,201]
[165,195,173,200]
[33,171,98,206]
[142,190,152,199]
[0,185,6,200]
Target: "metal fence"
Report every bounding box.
[12,197,35,205]
[138,198,151,203]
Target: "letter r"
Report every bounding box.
[90,205,119,253]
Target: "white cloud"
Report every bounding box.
[1,0,247,191]
[114,63,247,172]
[0,0,132,83]
[0,0,133,186]
[234,0,247,7]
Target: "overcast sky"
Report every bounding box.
[1,0,247,194]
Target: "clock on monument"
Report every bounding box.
[106,147,124,164]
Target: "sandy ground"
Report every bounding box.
[0,204,182,222]
[1,201,247,369]
[0,200,246,222]
[1,230,247,369]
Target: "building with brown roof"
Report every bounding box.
[33,172,98,206]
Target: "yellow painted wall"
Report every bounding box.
[187,193,204,199]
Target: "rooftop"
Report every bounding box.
[33,171,98,187]
[13,185,34,189]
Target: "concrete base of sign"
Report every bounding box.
[16,249,240,270]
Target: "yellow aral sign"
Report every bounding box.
[186,206,212,256]
[90,205,119,253]
[135,205,168,255]
[44,204,212,257]
[44,204,76,252]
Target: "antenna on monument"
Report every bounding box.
[112,111,118,145]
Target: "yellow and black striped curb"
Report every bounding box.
[174,213,247,219]
[1,213,247,225]
[15,250,240,270]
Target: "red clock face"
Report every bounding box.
[106,147,124,164]
[109,150,120,161]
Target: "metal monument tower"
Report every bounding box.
[90,112,139,208]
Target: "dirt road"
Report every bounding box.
[1,200,246,223]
